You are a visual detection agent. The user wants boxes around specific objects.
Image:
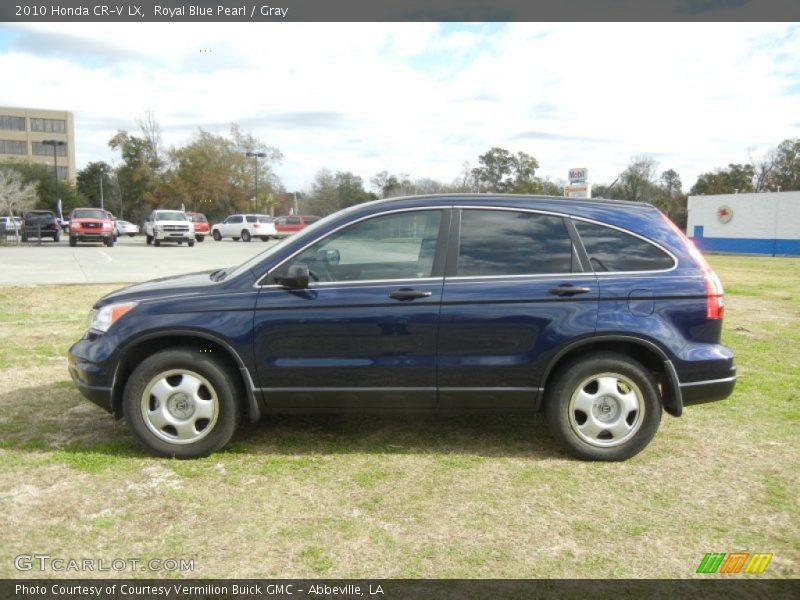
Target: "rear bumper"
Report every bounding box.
[681,375,737,406]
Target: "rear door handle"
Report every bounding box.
[548,285,592,297]
[389,288,432,301]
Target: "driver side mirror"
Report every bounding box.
[276,264,310,289]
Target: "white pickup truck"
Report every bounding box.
[144,210,195,247]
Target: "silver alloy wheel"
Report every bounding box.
[140,369,219,445]
[567,372,645,447]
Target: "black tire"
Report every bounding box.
[69,236,77,247]
[154,239,161,247]
[232,236,240,241]
[188,240,195,247]
[241,230,251,242]
[212,230,221,241]
[122,347,242,458]
[128,233,135,237]
[106,236,115,247]
[146,234,153,245]
[53,232,60,242]
[260,236,270,242]
[196,235,204,242]
[545,352,662,461]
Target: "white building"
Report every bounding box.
[686,191,800,256]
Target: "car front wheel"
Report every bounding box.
[212,230,221,241]
[545,353,661,461]
[122,348,242,458]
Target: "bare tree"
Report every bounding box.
[136,108,165,171]
[0,169,37,240]
[748,146,776,193]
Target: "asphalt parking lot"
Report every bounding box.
[0,235,279,284]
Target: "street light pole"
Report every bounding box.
[245,151,267,213]
[42,139,66,218]
[99,174,105,210]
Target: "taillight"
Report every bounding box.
[254,223,260,229]
[660,213,724,320]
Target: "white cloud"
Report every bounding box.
[1,22,798,192]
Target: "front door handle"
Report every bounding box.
[548,284,592,297]
[389,288,432,301]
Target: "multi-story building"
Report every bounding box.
[0,106,75,182]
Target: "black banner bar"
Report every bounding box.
[2,579,799,600]
[2,0,800,23]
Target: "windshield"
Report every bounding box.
[189,213,207,222]
[155,211,188,221]
[73,209,109,219]
[220,208,353,281]
[26,212,55,223]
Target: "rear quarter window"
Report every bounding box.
[574,220,675,272]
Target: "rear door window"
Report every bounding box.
[574,221,675,272]
[456,209,574,276]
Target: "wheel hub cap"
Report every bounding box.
[167,392,194,419]
[592,396,620,422]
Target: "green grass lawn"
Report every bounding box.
[0,255,797,579]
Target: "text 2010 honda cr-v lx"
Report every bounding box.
[68,195,736,461]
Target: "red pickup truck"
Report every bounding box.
[274,214,320,237]
[186,212,209,242]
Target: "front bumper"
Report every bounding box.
[72,232,112,240]
[68,339,115,414]
[154,231,193,241]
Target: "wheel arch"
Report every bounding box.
[111,331,261,423]
[540,335,683,417]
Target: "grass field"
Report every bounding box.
[0,255,797,579]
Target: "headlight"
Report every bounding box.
[88,302,138,333]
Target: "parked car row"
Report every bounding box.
[4,208,320,248]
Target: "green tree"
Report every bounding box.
[471,147,541,193]
[690,163,755,195]
[768,138,800,191]
[76,161,113,209]
[306,170,374,215]
[165,126,282,222]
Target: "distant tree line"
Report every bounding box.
[1,111,798,230]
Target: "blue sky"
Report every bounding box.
[1,22,798,192]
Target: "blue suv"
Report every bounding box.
[68,195,736,460]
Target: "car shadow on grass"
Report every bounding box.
[0,382,565,460]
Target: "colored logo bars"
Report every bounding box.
[696,553,773,574]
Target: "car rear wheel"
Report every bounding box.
[212,230,221,241]
[123,348,242,458]
[241,230,251,242]
[260,236,270,242]
[146,234,153,245]
[154,239,161,247]
[195,235,204,242]
[545,352,661,461]
[69,236,77,247]
[53,232,60,242]
[105,237,114,247]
